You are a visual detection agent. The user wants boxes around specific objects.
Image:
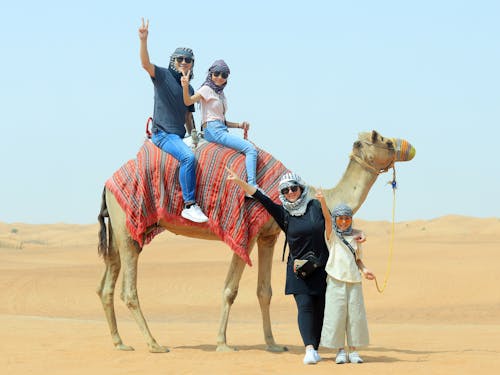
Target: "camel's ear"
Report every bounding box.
[371,130,379,143]
[353,140,362,149]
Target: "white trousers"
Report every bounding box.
[320,276,369,349]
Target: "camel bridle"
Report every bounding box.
[349,140,396,175]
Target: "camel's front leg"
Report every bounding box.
[97,250,132,351]
[216,253,246,352]
[257,233,288,352]
[120,244,169,353]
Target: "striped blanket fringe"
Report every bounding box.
[105,140,289,265]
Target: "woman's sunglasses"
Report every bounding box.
[212,71,229,79]
[281,185,300,195]
[175,56,193,64]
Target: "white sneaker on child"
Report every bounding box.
[303,348,317,365]
[348,351,363,363]
[181,204,208,223]
[335,349,347,364]
[313,350,322,362]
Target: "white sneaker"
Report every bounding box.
[303,348,317,365]
[348,351,363,363]
[313,349,322,362]
[335,349,347,364]
[181,204,208,223]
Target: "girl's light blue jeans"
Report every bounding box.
[204,120,258,186]
[151,130,196,204]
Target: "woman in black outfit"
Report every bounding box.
[226,169,364,365]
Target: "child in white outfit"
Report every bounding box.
[316,192,375,364]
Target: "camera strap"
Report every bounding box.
[281,211,289,262]
[337,233,358,260]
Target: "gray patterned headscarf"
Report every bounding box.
[332,203,353,235]
[200,59,230,94]
[168,47,195,81]
[278,172,311,216]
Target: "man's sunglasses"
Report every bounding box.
[213,71,229,79]
[280,185,300,195]
[175,56,193,64]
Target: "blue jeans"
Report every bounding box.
[204,120,258,186]
[151,130,196,204]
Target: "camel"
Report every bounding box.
[96,130,415,353]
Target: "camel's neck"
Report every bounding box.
[309,158,379,214]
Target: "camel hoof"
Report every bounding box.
[266,344,288,353]
[216,344,238,352]
[149,344,170,353]
[115,343,135,351]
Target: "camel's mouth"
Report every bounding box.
[391,138,416,161]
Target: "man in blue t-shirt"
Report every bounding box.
[139,18,208,223]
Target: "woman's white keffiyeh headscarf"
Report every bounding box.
[278,172,311,216]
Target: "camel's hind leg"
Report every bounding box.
[257,232,288,352]
[216,253,247,352]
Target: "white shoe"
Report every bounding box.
[181,204,208,223]
[313,349,322,362]
[335,349,347,364]
[348,351,363,363]
[303,348,317,365]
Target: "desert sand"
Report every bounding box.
[1,216,499,374]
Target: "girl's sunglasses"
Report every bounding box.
[335,216,352,223]
[175,56,193,64]
[212,71,229,79]
[280,185,300,195]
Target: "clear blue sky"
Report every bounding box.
[1,1,499,224]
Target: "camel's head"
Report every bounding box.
[352,130,415,173]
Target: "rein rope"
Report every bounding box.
[350,145,397,294]
[373,166,397,294]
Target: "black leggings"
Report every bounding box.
[293,293,325,349]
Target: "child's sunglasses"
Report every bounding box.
[212,71,229,79]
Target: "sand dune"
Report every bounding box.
[1,217,499,374]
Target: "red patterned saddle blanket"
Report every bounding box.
[105,140,289,265]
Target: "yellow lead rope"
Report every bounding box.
[373,168,397,294]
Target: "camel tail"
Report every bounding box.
[97,187,110,257]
